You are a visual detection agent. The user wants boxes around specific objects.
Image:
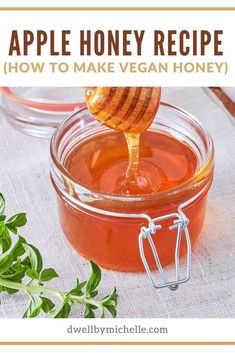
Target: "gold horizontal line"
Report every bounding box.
[0,7,234,11]
[0,341,235,345]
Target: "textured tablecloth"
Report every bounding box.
[0,87,234,318]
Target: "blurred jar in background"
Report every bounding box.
[0,87,86,138]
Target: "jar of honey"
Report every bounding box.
[50,102,214,290]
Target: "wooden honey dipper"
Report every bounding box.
[84,87,161,134]
[84,87,161,194]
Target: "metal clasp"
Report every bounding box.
[139,210,191,291]
[138,187,206,291]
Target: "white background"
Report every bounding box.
[0,319,234,342]
[0,9,234,86]
[0,0,235,8]
[1,347,235,353]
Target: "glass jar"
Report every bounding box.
[50,103,214,288]
[0,87,86,138]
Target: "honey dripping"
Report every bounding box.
[84,87,161,194]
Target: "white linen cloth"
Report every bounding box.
[0,87,234,318]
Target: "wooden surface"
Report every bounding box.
[210,87,235,117]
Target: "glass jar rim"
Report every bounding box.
[0,87,86,112]
[50,102,214,204]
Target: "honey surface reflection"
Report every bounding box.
[65,130,198,195]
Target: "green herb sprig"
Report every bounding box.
[0,193,118,318]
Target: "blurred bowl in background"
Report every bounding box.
[0,87,86,138]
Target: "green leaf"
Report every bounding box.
[6,287,19,294]
[0,254,13,274]
[11,261,24,272]
[105,305,117,318]
[41,297,55,313]
[84,304,95,318]
[40,268,59,282]
[0,216,6,222]
[101,287,118,305]
[0,283,18,294]
[87,303,97,310]
[2,268,26,281]
[20,256,31,268]
[68,279,86,296]
[7,213,27,228]
[101,288,118,318]
[0,284,7,293]
[0,228,12,254]
[0,194,5,216]
[54,302,71,318]
[6,223,17,235]
[89,290,98,298]
[11,236,26,260]
[23,295,42,318]
[26,269,39,280]
[23,244,43,272]
[86,261,101,295]
[0,223,5,236]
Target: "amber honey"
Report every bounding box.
[51,104,214,272]
[84,87,161,191]
[84,87,161,134]
[65,131,198,196]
